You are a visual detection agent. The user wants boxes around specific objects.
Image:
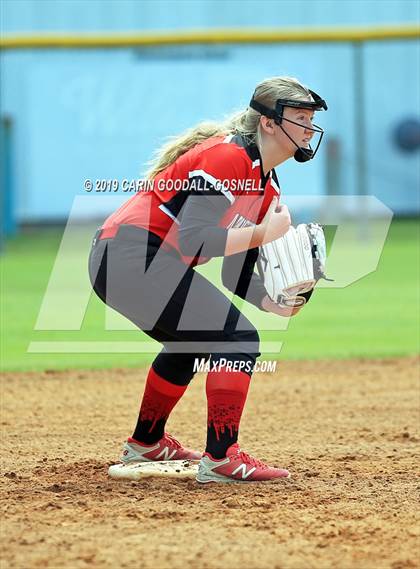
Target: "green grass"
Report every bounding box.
[1,220,419,372]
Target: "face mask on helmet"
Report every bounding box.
[249,89,328,163]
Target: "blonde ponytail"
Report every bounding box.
[145,76,311,179]
[145,122,226,179]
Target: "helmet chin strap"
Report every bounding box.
[278,119,315,163]
[295,148,314,163]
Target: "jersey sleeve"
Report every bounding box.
[178,144,249,259]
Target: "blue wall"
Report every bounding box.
[1,0,419,221]
[2,0,419,32]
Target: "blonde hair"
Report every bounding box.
[145,76,312,179]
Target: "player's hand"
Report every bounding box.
[261,294,303,317]
[258,199,291,245]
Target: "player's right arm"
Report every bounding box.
[178,145,291,259]
[225,199,291,256]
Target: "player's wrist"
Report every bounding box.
[261,294,303,317]
[252,223,266,247]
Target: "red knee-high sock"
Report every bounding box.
[132,367,188,444]
[205,367,251,459]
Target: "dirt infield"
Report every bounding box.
[1,357,419,569]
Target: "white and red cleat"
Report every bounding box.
[196,443,290,483]
[120,433,201,464]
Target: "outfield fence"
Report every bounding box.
[0,25,419,240]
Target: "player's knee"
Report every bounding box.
[211,327,260,377]
[231,327,260,362]
[153,351,210,385]
[210,353,257,378]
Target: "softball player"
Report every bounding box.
[88,76,327,483]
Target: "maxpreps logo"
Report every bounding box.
[30,194,393,355]
[193,358,277,374]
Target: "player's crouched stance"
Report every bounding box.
[89,76,327,483]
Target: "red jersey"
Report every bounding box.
[100,134,281,265]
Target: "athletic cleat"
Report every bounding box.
[120,433,202,464]
[196,443,290,483]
